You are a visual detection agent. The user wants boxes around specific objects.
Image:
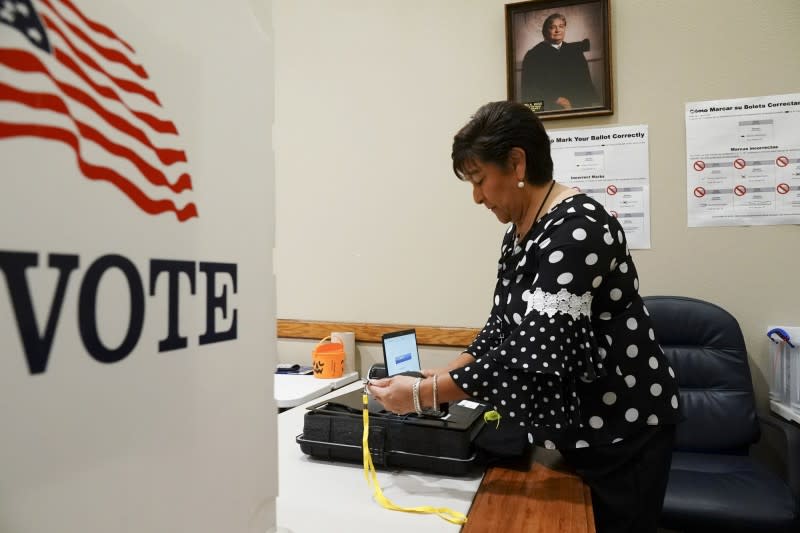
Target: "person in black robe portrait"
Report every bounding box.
[520,13,598,111]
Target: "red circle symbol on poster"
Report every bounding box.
[777,183,790,194]
[734,185,747,196]
[609,210,619,218]
[693,160,705,171]
[606,184,618,195]
[693,186,706,198]
[733,158,746,170]
[776,155,790,167]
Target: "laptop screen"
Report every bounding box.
[382,329,422,376]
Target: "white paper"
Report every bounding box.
[685,93,800,227]
[550,125,651,249]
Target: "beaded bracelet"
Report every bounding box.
[432,374,439,410]
[412,377,423,415]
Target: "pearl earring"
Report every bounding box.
[517,181,525,189]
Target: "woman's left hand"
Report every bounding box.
[367,375,417,414]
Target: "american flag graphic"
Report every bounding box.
[0,0,198,221]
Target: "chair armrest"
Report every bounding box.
[759,412,800,499]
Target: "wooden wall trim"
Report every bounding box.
[277,319,479,348]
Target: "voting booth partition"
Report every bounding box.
[0,1,277,532]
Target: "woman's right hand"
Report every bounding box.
[368,376,417,415]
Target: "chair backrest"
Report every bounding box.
[642,296,759,454]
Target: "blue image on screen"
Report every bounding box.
[384,333,421,376]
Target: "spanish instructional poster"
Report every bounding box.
[549,125,651,249]
[686,93,800,227]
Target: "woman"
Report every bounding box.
[521,13,598,111]
[368,101,681,533]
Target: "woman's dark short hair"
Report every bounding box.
[542,13,567,38]
[452,101,553,185]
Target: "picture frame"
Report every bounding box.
[505,0,612,120]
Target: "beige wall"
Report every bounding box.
[273,0,800,410]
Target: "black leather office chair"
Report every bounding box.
[643,296,800,533]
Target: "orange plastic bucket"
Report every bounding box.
[312,336,345,379]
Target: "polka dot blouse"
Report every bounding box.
[450,194,681,450]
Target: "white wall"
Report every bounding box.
[273,0,800,409]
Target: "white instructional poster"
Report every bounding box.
[549,125,651,249]
[686,93,800,227]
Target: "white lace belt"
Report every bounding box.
[525,288,592,320]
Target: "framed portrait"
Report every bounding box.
[505,0,612,120]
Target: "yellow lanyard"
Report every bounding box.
[361,393,468,525]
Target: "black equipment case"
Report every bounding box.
[296,388,490,476]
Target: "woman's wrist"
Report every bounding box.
[407,371,468,414]
[416,376,442,413]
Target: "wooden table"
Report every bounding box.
[463,448,595,532]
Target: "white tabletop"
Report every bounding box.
[275,382,484,533]
[274,372,360,408]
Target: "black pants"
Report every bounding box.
[560,425,676,533]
